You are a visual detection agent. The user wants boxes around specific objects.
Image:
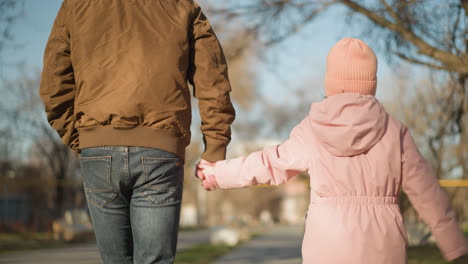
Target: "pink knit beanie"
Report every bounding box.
[325,38,378,96]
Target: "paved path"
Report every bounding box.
[210,225,304,264]
[0,229,210,264]
[0,243,100,264]
[177,229,210,251]
[0,226,304,264]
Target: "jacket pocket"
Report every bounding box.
[139,157,184,206]
[79,156,117,208]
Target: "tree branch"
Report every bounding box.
[449,5,463,56]
[393,52,448,71]
[340,0,468,74]
[461,0,468,16]
[265,1,335,45]
[378,0,400,23]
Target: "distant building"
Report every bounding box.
[0,195,30,226]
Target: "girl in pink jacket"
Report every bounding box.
[199,38,468,264]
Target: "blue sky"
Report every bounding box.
[4,0,401,104]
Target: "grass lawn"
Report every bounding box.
[408,231,468,264]
[0,232,64,254]
[175,244,235,264]
[408,245,451,264]
[176,242,458,264]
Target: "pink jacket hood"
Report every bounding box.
[309,93,388,157]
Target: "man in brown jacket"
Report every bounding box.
[40,0,235,263]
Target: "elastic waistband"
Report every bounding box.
[78,126,189,160]
[82,146,163,152]
[311,196,397,206]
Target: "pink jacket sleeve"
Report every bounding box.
[213,118,310,189]
[401,128,468,261]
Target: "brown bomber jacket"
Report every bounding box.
[40,0,235,162]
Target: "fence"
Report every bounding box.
[0,195,30,225]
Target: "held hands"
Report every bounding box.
[195,159,219,191]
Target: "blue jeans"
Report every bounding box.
[79,146,184,264]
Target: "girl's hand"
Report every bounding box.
[199,164,219,191]
[202,173,219,191]
[195,159,215,180]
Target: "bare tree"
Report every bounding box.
[0,0,23,39]
[210,1,467,74]
[1,69,80,218]
[210,0,468,136]
[389,70,468,219]
[0,0,24,79]
[30,121,79,217]
[0,0,25,161]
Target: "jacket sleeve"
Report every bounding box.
[212,118,310,189]
[188,2,235,162]
[401,127,468,261]
[39,0,79,153]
